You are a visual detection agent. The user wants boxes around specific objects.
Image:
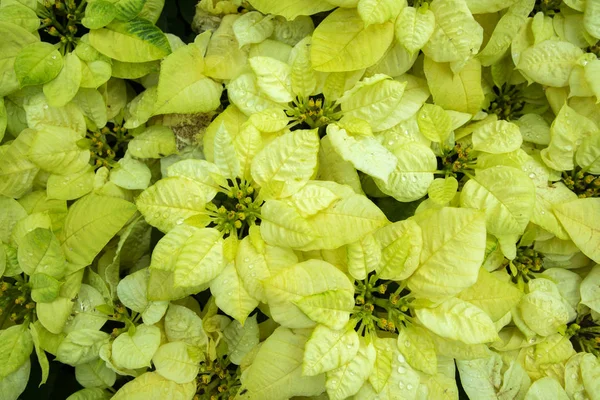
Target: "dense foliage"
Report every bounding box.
[1,0,600,399]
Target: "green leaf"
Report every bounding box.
[311,8,394,72]
[47,166,95,201]
[210,262,258,324]
[357,0,405,26]
[0,21,37,96]
[415,298,499,344]
[28,126,89,175]
[456,353,503,399]
[154,42,222,115]
[524,377,569,399]
[303,325,359,376]
[109,155,151,190]
[296,182,389,251]
[0,196,27,243]
[0,326,33,379]
[30,273,61,303]
[422,0,483,63]
[0,128,38,198]
[417,104,452,143]
[112,324,160,369]
[249,56,293,103]
[374,142,437,202]
[251,129,319,199]
[114,0,147,21]
[61,194,137,265]
[233,11,275,47]
[164,304,208,348]
[374,219,422,281]
[43,52,83,108]
[472,120,523,154]
[223,315,259,365]
[553,198,600,264]
[395,6,435,54]
[128,125,177,159]
[29,324,50,386]
[16,227,65,277]
[152,341,201,384]
[346,234,380,280]
[0,4,39,32]
[56,329,110,366]
[75,360,116,389]
[458,268,523,322]
[89,18,171,62]
[111,372,196,400]
[264,259,354,329]
[423,56,484,114]
[246,0,335,20]
[326,124,397,183]
[0,359,30,400]
[339,75,408,132]
[36,297,75,334]
[580,265,600,313]
[294,290,356,330]
[460,166,535,239]
[82,0,117,29]
[239,327,325,400]
[80,59,112,89]
[407,207,486,300]
[169,227,224,287]
[518,40,583,87]
[427,177,458,205]
[203,16,249,80]
[72,88,108,129]
[15,42,63,87]
[325,338,376,400]
[397,326,437,375]
[519,291,570,336]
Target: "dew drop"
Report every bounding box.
[51,55,57,60]
[528,338,535,344]
[388,140,395,146]
[223,280,228,284]
[348,371,355,376]
[228,291,233,296]
[251,272,256,277]
[244,257,250,262]
[136,147,142,151]
[540,210,545,215]
[401,176,407,181]
[346,343,353,349]
[546,318,553,323]
[407,384,413,390]
[528,173,536,179]
[411,176,417,182]
[571,373,577,380]
[456,29,464,35]
[565,145,573,151]
[397,354,405,363]
[397,366,406,374]
[43,105,49,110]
[248,264,254,269]
[403,129,409,135]
[398,382,405,389]
[404,340,411,348]
[582,60,589,66]
[176,219,184,225]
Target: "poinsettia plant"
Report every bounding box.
[1,0,600,399]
